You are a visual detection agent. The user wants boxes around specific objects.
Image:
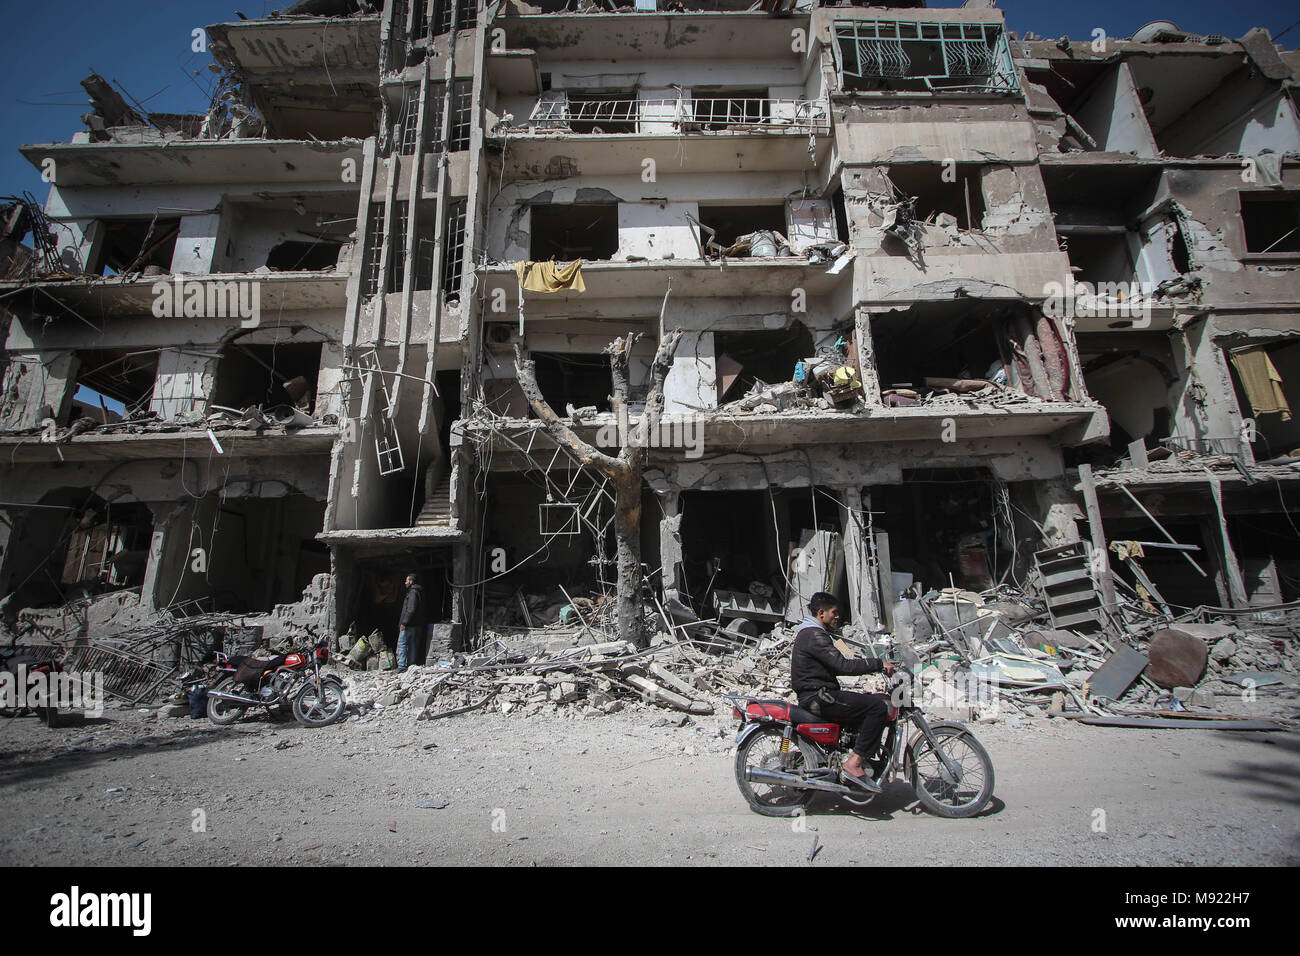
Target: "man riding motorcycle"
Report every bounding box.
[792,592,895,793]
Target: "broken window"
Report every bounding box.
[696,204,787,249]
[1060,233,1138,288]
[528,203,619,261]
[442,199,468,300]
[388,201,410,295]
[833,19,1017,93]
[393,88,422,155]
[1240,192,1300,255]
[265,239,342,272]
[692,88,770,131]
[92,217,180,276]
[425,81,447,151]
[714,324,814,405]
[529,353,612,413]
[212,342,322,413]
[360,202,386,299]
[61,502,154,590]
[449,79,473,151]
[876,164,986,231]
[73,348,159,421]
[455,0,476,31]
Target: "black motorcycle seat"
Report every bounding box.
[789,704,821,725]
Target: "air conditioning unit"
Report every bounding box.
[485,322,517,345]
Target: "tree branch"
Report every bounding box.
[513,343,624,475]
[635,327,684,449]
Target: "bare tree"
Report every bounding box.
[514,328,683,647]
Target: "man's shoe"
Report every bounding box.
[841,768,881,793]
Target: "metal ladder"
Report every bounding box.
[355,349,405,476]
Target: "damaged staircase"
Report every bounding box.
[415,473,453,528]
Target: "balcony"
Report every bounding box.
[495,94,832,176]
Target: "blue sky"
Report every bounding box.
[1,0,1297,200]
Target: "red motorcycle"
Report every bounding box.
[205,643,346,727]
[729,647,994,818]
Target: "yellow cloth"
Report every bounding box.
[1230,347,1291,422]
[514,259,586,294]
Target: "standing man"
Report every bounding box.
[791,592,894,793]
[397,573,426,672]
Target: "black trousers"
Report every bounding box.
[806,689,891,761]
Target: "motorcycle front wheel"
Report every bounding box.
[734,726,814,818]
[292,678,346,727]
[905,725,994,818]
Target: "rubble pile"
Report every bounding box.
[341,627,809,722]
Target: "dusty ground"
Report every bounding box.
[0,675,1296,866]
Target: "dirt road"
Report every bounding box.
[1,697,1296,866]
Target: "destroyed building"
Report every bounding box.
[0,0,1297,667]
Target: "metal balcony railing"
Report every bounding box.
[526,96,831,135]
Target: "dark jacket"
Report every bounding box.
[791,618,883,707]
[399,584,426,628]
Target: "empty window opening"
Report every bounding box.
[714,324,814,404]
[414,216,437,291]
[692,88,770,131]
[265,239,342,272]
[872,306,1011,395]
[1060,232,1137,286]
[873,470,1010,595]
[834,19,1017,93]
[877,165,986,231]
[158,491,329,614]
[1240,193,1300,255]
[93,217,180,276]
[73,348,159,421]
[1226,340,1300,460]
[1078,341,1175,463]
[360,202,386,299]
[212,342,322,413]
[565,91,638,134]
[0,490,155,610]
[696,204,787,250]
[832,187,851,244]
[442,199,467,300]
[529,203,619,261]
[529,352,612,413]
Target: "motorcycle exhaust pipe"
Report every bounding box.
[206,689,262,706]
[745,767,851,795]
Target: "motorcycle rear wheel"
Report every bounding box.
[905,725,994,818]
[734,726,814,818]
[206,678,247,726]
[292,678,346,727]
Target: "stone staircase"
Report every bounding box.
[415,473,453,528]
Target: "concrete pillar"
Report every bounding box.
[658,490,682,601]
[140,505,184,611]
[171,213,223,274]
[837,486,881,629]
[664,331,715,414]
[151,348,213,420]
[853,307,881,404]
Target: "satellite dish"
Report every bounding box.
[1133,21,1181,42]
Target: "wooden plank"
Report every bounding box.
[875,527,894,631]
[1077,464,1117,612]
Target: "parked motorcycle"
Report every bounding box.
[729,645,994,818]
[205,643,346,727]
[0,650,63,727]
